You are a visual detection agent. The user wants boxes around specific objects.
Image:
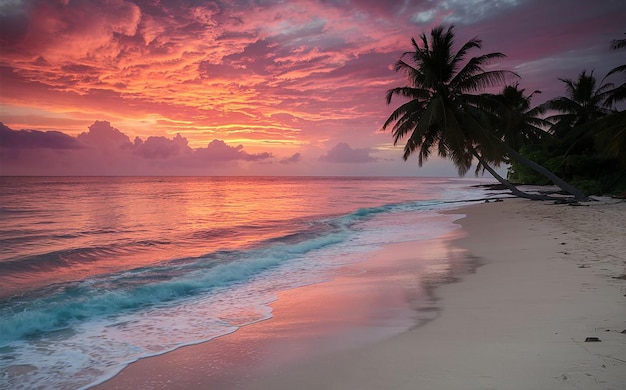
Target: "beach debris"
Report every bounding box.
[584,337,601,342]
[621,329,626,334]
[578,264,588,268]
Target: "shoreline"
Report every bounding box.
[243,198,626,390]
[94,197,626,389]
[93,209,473,389]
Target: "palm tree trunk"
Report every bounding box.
[471,150,559,201]
[503,144,589,201]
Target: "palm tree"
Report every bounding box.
[603,34,626,107]
[543,71,615,184]
[383,25,501,174]
[484,85,589,199]
[488,84,547,151]
[383,25,586,200]
[577,111,626,163]
[545,70,613,139]
[595,35,626,162]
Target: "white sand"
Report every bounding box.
[243,198,626,390]
[95,198,626,390]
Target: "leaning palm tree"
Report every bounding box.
[484,85,588,199]
[383,25,586,200]
[383,26,515,187]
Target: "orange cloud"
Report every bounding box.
[1,0,625,176]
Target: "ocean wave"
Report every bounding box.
[0,231,348,346]
[0,198,443,346]
[0,240,167,272]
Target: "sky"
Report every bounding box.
[1,0,625,176]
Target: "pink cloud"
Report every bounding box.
[1,0,625,176]
[320,143,378,163]
[197,139,273,162]
[8,0,141,72]
[0,122,273,175]
[280,152,301,164]
[77,121,132,148]
[133,134,191,159]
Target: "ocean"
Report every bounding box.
[0,176,491,389]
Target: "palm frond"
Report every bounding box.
[610,35,626,50]
[604,85,626,107]
[545,96,580,114]
[385,86,428,105]
[383,100,418,130]
[450,37,482,71]
[393,59,417,75]
[456,70,517,93]
[606,64,626,77]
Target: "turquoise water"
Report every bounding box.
[0,176,490,388]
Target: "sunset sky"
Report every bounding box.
[1,0,625,176]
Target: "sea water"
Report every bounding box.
[0,176,492,389]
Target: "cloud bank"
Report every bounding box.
[1,122,394,175]
[0,121,275,175]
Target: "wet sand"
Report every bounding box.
[95,198,626,390]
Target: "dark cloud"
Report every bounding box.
[4,0,141,58]
[325,0,407,17]
[222,37,277,76]
[0,3,29,47]
[279,152,301,164]
[320,142,377,163]
[0,122,82,149]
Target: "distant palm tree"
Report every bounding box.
[594,34,626,162]
[604,33,626,107]
[489,84,548,151]
[545,70,613,139]
[384,25,586,200]
[577,111,626,164]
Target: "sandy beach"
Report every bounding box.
[95,197,626,390]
